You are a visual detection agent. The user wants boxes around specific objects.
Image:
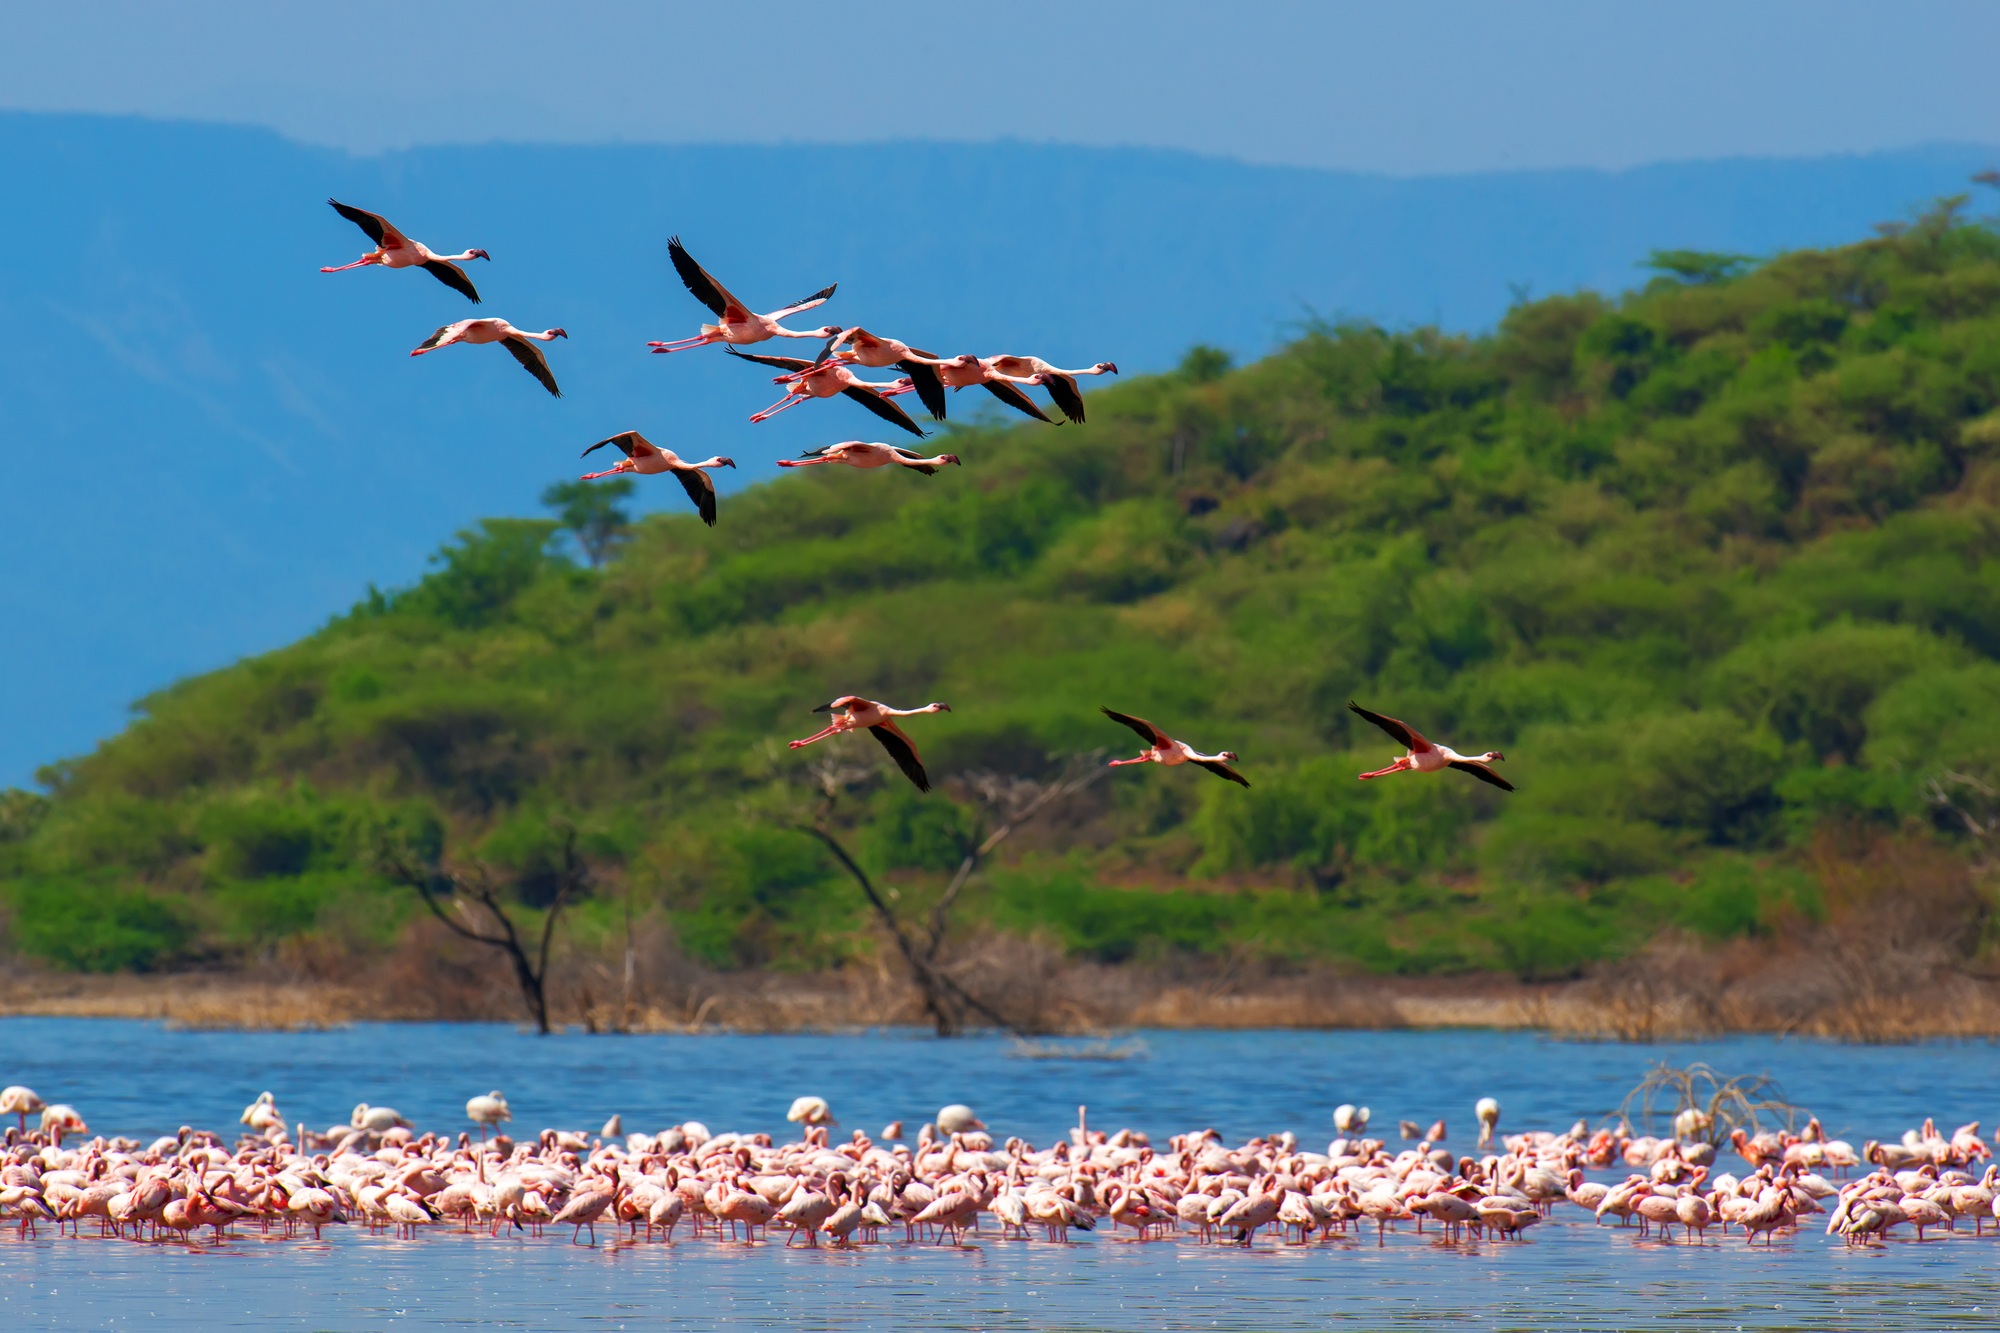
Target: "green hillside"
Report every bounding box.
[5,205,1999,986]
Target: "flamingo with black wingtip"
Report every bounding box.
[726,349,928,437]
[1100,708,1249,786]
[978,355,1119,423]
[777,441,960,475]
[789,696,952,791]
[579,431,735,526]
[1348,701,1513,790]
[410,319,567,397]
[647,236,839,354]
[320,199,488,301]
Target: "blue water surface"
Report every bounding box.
[0,1019,1995,1331]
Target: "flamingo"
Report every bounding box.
[726,349,927,437]
[976,355,1119,423]
[40,1104,87,1146]
[788,696,952,792]
[351,1103,411,1134]
[410,319,567,397]
[320,199,488,302]
[550,1176,617,1245]
[936,1105,985,1134]
[1,1086,46,1133]
[776,441,960,474]
[1349,702,1512,791]
[800,327,950,419]
[899,353,1056,423]
[647,236,837,354]
[1476,1097,1501,1148]
[787,1096,835,1128]
[1100,708,1249,786]
[466,1091,511,1140]
[578,431,735,526]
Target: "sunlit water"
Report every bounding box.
[0,1019,1995,1330]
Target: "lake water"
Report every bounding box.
[0,1019,1996,1330]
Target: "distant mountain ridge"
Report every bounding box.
[0,111,1992,783]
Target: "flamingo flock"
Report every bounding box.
[3,1083,1994,1252]
[316,195,1518,794]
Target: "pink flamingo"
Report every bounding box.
[579,431,735,526]
[726,349,927,437]
[976,355,1119,423]
[1348,701,1512,791]
[320,199,488,302]
[900,353,1055,423]
[647,236,837,354]
[796,328,949,420]
[776,441,960,474]
[1101,708,1248,786]
[410,319,567,398]
[789,696,952,791]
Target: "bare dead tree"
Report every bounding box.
[377,824,591,1035]
[793,753,1106,1037]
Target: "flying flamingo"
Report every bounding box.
[794,328,949,420]
[320,199,488,302]
[647,236,838,354]
[410,319,567,397]
[579,431,735,526]
[726,349,927,437]
[977,355,1119,423]
[1348,701,1513,791]
[789,696,952,791]
[1100,708,1249,786]
[901,353,1055,423]
[776,441,960,475]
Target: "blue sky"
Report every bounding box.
[7,1,1997,171]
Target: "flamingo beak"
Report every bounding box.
[946,455,961,466]
[718,457,737,468]
[472,249,491,261]
[1491,750,1506,761]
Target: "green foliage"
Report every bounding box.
[9,218,2000,978]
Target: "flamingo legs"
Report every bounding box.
[1358,758,1413,780]
[319,257,378,273]
[1108,754,1159,767]
[750,392,810,423]
[788,724,846,749]
[648,333,722,354]
[580,464,631,480]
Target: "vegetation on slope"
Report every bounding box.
[4,204,1999,990]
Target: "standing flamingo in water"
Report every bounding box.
[1348,702,1512,791]
[1100,708,1249,786]
[789,696,952,791]
[410,320,567,397]
[647,237,838,354]
[727,349,927,437]
[320,199,489,302]
[579,431,735,526]
[777,442,960,474]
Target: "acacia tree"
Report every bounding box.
[541,477,634,568]
[794,752,1107,1036]
[378,822,591,1034]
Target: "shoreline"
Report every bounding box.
[6,968,1998,1041]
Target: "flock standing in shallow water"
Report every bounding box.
[2,1083,1995,1251]
[318,198,1517,796]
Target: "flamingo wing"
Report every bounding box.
[671,464,719,527]
[1101,707,1170,748]
[841,386,927,438]
[725,348,816,373]
[582,431,650,459]
[328,198,406,250]
[414,324,454,352]
[1447,759,1514,792]
[768,284,838,320]
[1038,371,1088,424]
[1191,758,1251,788]
[500,336,562,398]
[667,235,748,320]
[981,379,1055,423]
[420,258,482,303]
[890,446,942,476]
[867,723,930,792]
[897,359,949,421]
[1348,701,1430,752]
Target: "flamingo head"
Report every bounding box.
[927,702,952,713]
[1483,749,1506,762]
[1097,362,1119,374]
[469,249,491,261]
[550,328,569,339]
[1218,750,1239,762]
[813,325,841,338]
[713,457,737,469]
[941,454,962,467]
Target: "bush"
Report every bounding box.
[4,882,194,972]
